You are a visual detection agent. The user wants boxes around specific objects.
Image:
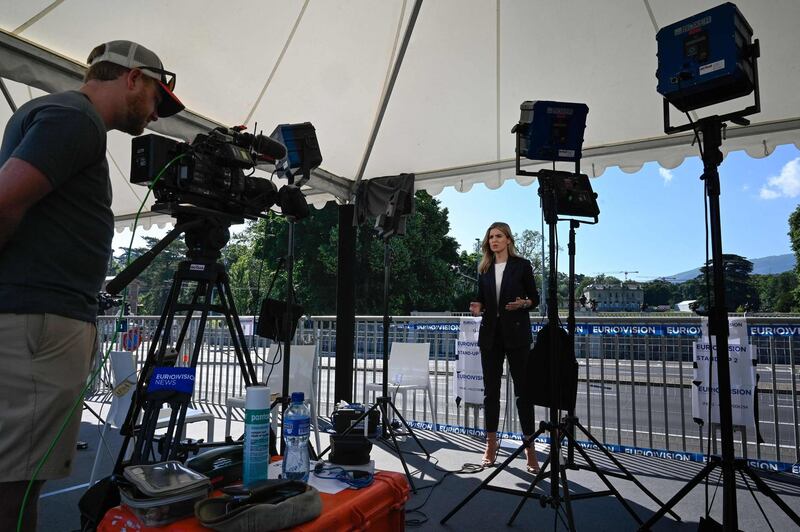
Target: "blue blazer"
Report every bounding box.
[476,255,539,350]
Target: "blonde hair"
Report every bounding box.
[478,222,518,274]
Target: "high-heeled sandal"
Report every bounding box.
[525,445,540,473]
[482,438,499,467]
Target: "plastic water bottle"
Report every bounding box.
[282,392,311,482]
[243,386,270,486]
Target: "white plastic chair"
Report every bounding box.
[224,344,321,452]
[89,351,214,484]
[365,342,437,428]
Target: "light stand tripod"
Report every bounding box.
[443,172,672,529]
[442,178,577,527]
[638,116,800,531]
[507,202,678,529]
[105,205,259,469]
[642,34,798,528]
[318,235,429,493]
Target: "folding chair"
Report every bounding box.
[224,344,321,452]
[365,342,437,428]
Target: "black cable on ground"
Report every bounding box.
[404,455,487,528]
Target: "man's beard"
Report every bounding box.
[121,89,150,135]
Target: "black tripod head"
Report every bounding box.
[182,216,232,262]
[106,204,245,296]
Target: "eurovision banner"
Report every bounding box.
[453,317,484,405]
[691,317,756,429]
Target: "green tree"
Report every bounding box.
[695,254,759,311]
[113,236,188,315]
[788,205,800,307]
[514,229,545,276]
[356,191,461,314]
[223,191,461,316]
[752,272,798,312]
[642,279,680,307]
[452,249,481,312]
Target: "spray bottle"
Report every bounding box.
[243,385,270,485]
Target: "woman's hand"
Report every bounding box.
[505,297,530,311]
[469,302,483,317]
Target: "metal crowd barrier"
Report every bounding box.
[94,314,799,469]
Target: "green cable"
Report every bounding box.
[16,154,186,532]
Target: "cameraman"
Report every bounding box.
[0,41,183,530]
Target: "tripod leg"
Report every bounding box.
[441,430,537,524]
[380,405,417,493]
[508,436,551,525]
[566,431,642,525]
[638,462,717,531]
[575,421,681,521]
[738,469,774,531]
[217,279,258,384]
[559,453,577,532]
[387,399,429,458]
[740,465,800,526]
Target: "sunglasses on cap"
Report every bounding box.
[138,65,176,91]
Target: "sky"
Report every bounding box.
[113,144,800,281]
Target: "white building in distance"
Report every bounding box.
[583,283,644,312]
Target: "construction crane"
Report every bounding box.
[596,270,640,281]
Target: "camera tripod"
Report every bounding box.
[319,236,429,493]
[106,206,260,468]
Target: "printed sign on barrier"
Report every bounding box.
[691,318,756,430]
[453,317,484,405]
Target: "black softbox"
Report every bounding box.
[353,173,415,236]
[529,325,579,411]
[256,298,304,341]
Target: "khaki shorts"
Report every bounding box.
[0,313,97,481]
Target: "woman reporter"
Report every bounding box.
[469,222,540,472]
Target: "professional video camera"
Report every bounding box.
[130,126,288,218]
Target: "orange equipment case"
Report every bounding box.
[98,470,410,532]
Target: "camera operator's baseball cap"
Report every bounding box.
[88,40,184,118]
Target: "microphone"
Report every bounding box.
[231,130,287,161]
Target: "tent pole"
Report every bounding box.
[353,0,423,190]
[0,78,16,112]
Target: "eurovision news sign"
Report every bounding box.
[453,317,484,405]
[691,318,756,429]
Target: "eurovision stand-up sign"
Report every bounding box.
[454,317,484,406]
[691,317,757,430]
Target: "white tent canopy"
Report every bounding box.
[1,0,799,230]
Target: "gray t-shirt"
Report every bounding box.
[0,90,113,322]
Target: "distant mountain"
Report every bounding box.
[668,253,796,283]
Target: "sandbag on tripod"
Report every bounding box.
[528,325,579,412]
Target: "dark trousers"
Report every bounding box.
[0,480,44,532]
[480,326,535,435]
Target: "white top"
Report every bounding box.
[245,385,270,410]
[494,261,506,311]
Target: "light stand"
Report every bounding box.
[279,201,296,456]
[318,232,430,493]
[444,139,675,529]
[638,115,800,531]
[268,131,315,456]
[515,171,680,528]
[565,220,580,467]
[643,28,798,528]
